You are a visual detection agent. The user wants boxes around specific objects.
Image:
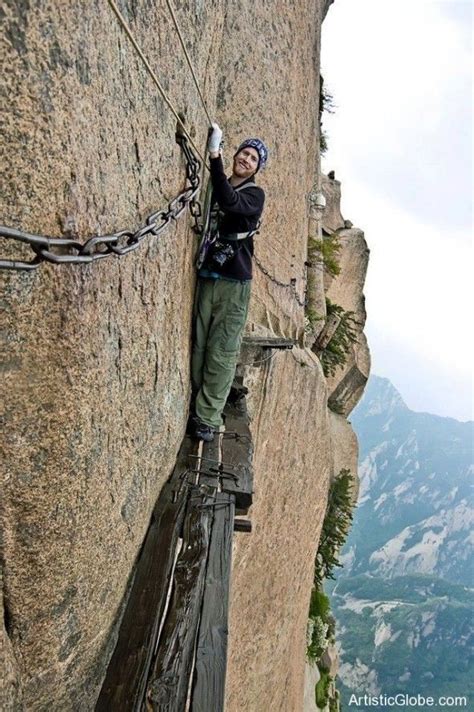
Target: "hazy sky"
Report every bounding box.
[321,0,473,421]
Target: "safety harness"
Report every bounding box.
[195,182,260,270]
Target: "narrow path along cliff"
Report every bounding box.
[1,2,370,710]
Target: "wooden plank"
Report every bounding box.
[95,483,187,711]
[221,399,253,512]
[96,437,197,711]
[234,518,252,533]
[201,431,221,467]
[242,336,295,349]
[169,435,200,491]
[190,492,235,712]
[145,486,214,711]
[198,431,222,489]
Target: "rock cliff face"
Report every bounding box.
[1,2,369,710]
[322,175,371,417]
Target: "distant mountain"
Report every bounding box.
[343,375,473,585]
[330,375,474,708]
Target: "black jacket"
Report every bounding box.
[203,156,265,281]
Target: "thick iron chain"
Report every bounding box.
[0,134,202,272]
[254,255,306,307]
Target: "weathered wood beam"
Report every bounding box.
[314,312,341,352]
[234,518,252,533]
[145,487,214,711]
[95,481,187,712]
[190,492,235,712]
[96,408,253,710]
[95,437,198,712]
[221,399,253,513]
[242,336,295,349]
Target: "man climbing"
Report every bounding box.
[189,123,268,442]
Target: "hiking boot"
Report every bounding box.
[186,412,197,436]
[192,419,215,442]
[226,384,249,406]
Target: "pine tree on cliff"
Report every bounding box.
[314,469,354,587]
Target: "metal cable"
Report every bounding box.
[106,0,208,168]
[254,255,306,307]
[240,349,279,367]
[164,0,213,126]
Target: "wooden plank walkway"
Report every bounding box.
[146,487,215,711]
[96,394,253,712]
[220,398,253,513]
[190,492,235,712]
[242,335,296,350]
[95,438,197,712]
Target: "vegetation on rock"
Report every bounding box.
[307,470,354,710]
[309,233,342,278]
[319,300,359,377]
[314,469,354,587]
[319,75,335,155]
[315,666,332,709]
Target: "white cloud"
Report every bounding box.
[321,0,473,420]
[345,180,472,363]
[322,0,472,230]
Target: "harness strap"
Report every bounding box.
[217,182,261,241]
[222,231,254,241]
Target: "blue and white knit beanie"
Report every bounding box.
[234,138,268,172]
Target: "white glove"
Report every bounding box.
[208,122,223,153]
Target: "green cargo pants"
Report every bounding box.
[191,277,251,429]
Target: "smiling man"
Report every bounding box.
[189,124,268,442]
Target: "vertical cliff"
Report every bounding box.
[1,2,369,710]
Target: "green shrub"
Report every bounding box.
[309,589,331,620]
[307,616,329,663]
[307,590,332,661]
[319,75,335,156]
[315,668,332,709]
[320,80,336,116]
[326,612,336,641]
[329,690,340,712]
[314,469,354,588]
[309,234,341,277]
[320,130,328,155]
[307,469,354,707]
[319,299,359,377]
[305,307,324,331]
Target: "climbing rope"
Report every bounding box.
[108,0,307,308]
[156,2,307,307]
[0,0,214,272]
[2,1,307,306]
[0,134,201,271]
[164,0,213,126]
[106,0,208,166]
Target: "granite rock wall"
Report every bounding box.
[1,2,369,710]
[321,176,371,416]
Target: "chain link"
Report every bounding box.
[254,255,306,307]
[0,134,202,272]
[2,130,307,311]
